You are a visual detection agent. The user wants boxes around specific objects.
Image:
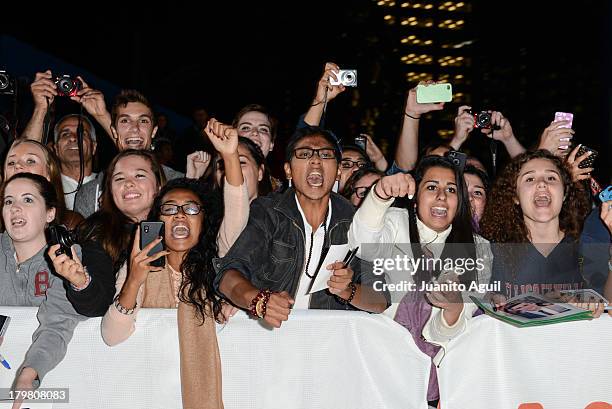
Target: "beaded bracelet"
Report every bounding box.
[114,294,137,315]
[249,289,271,318]
[336,282,357,305]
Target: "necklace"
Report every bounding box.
[304,206,329,279]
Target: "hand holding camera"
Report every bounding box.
[30,70,58,109]
[47,225,89,288]
[405,81,445,119]
[70,76,109,119]
[313,62,347,105]
[480,111,515,143]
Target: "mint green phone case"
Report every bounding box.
[416,83,453,103]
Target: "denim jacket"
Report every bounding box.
[213,188,389,310]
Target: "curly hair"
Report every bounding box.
[148,178,224,323]
[480,150,590,244]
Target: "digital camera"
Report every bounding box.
[468,110,492,129]
[0,70,15,95]
[55,75,82,97]
[330,69,357,87]
[47,224,77,258]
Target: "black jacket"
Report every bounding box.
[214,188,389,310]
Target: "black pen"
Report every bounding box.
[343,246,359,267]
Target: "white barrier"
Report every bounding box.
[437,314,612,409]
[0,308,431,409]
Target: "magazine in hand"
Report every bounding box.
[470,291,595,327]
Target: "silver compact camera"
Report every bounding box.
[330,69,357,87]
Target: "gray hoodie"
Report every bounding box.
[0,232,85,383]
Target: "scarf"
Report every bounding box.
[142,265,223,409]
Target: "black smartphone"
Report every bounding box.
[140,221,165,268]
[0,314,10,337]
[355,134,367,152]
[576,145,598,169]
[446,150,467,171]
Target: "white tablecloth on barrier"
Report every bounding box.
[0,308,430,409]
[437,314,612,409]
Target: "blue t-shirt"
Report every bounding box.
[490,235,585,298]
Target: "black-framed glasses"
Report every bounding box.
[354,186,372,199]
[160,203,203,216]
[340,158,369,170]
[293,147,337,160]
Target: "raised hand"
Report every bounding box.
[30,70,57,109]
[127,228,168,288]
[313,62,346,104]
[205,118,239,157]
[566,144,594,182]
[482,111,516,143]
[71,77,109,118]
[374,173,416,200]
[405,80,445,118]
[452,105,476,148]
[185,150,211,179]
[538,120,574,157]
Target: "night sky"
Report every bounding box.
[2,1,611,179]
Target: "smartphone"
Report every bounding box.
[416,83,453,103]
[446,150,467,171]
[0,315,10,337]
[140,221,165,268]
[554,112,574,128]
[576,145,598,169]
[599,185,612,202]
[354,134,367,152]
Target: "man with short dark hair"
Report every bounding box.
[214,126,389,328]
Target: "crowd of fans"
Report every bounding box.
[1,61,611,409]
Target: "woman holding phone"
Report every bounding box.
[101,178,224,409]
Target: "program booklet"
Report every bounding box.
[470,291,597,327]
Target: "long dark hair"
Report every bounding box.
[78,150,165,270]
[149,178,224,322]
[407,155,477,285]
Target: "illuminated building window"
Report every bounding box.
[376,0,396,6]
[402,54,433,65]
[438,19,464,30]
[401,35,433,46]
[406,72,433,82]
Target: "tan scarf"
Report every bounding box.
[142,266,224,409]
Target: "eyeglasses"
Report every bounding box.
[160,203,203,216]
[340,159,369,170]
[293,147,337,160]
[354,186,372,199]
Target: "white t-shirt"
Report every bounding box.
[61,173,97,211]
[293,196,332,309]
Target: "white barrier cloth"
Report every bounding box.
[437,314,612,409]
[0,308,430,409]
